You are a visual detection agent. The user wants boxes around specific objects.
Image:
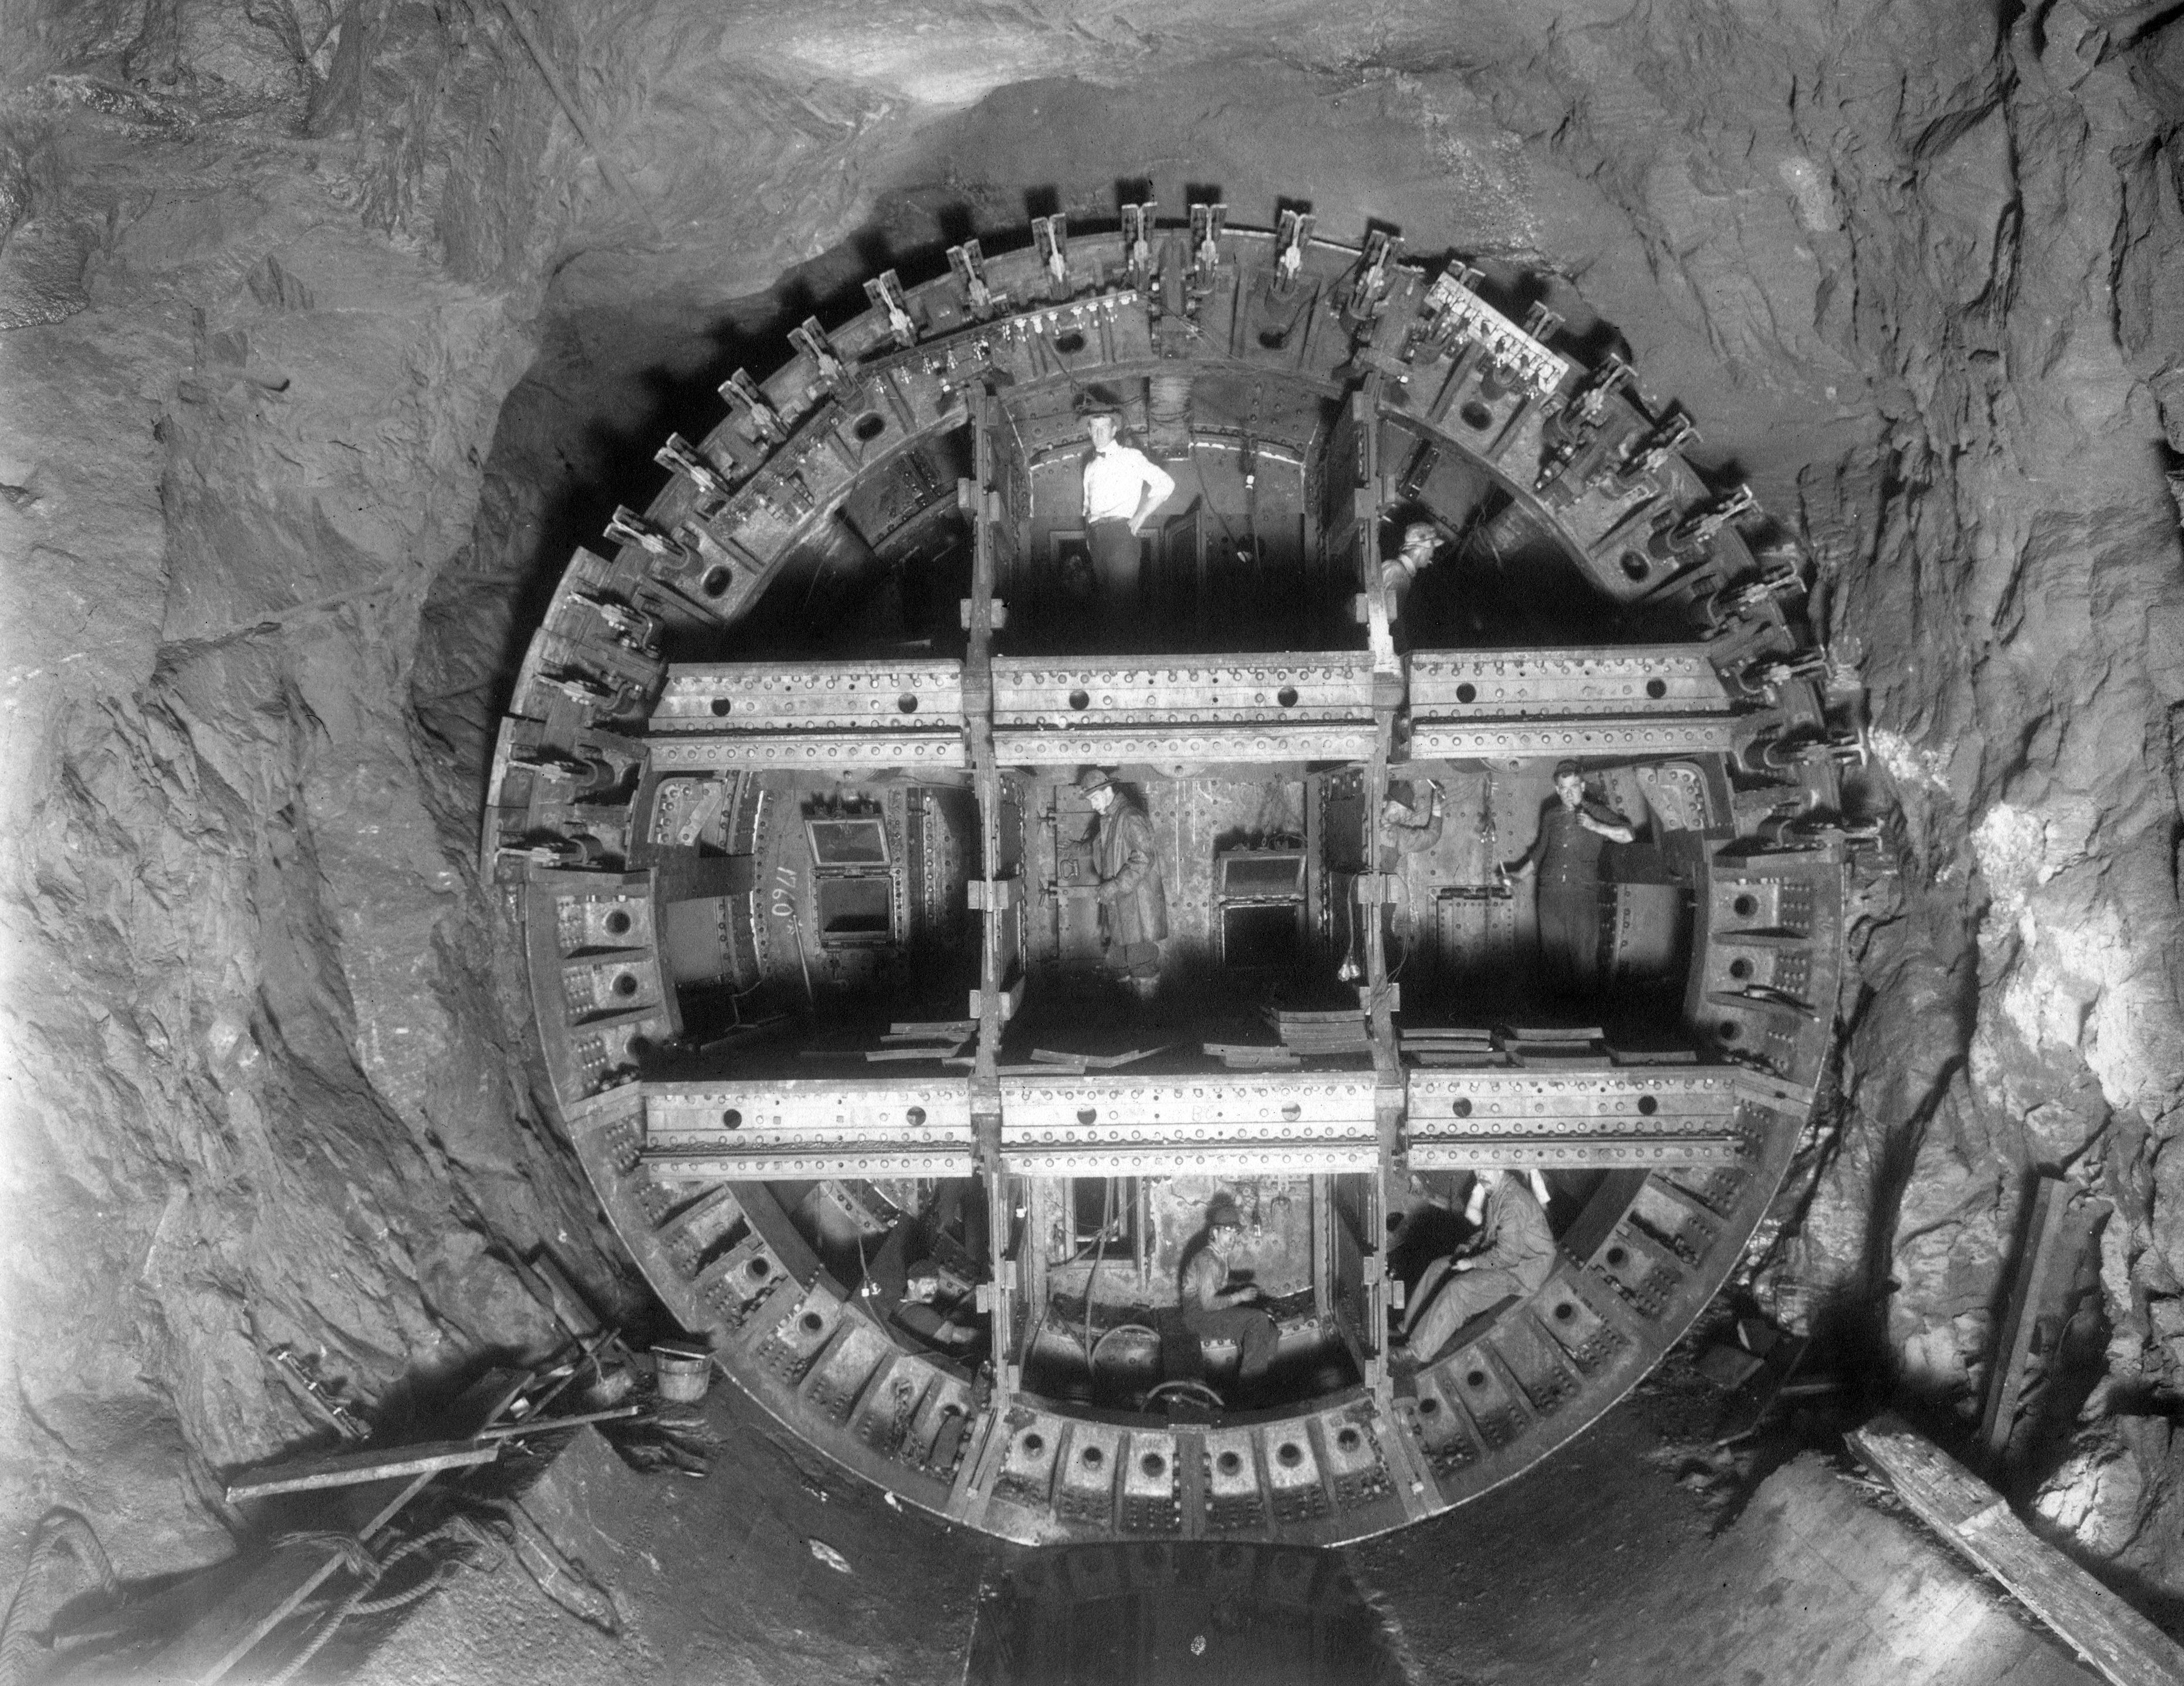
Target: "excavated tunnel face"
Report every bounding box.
[483,207,1862,1548]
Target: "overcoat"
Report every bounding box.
[1405,1176,1557,1359]
[1091,798,1169,950]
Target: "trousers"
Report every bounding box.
[1110,937,1163,981]
[1087,519,1141,604]
[1537,882,1605,994]
[1180,1304,1279,1382]
[1405,1267,1531,1363]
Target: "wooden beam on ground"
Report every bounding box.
[223,1437,501,1503]
[1848,1411,2184,1686]
[1981,1172,2073,1461]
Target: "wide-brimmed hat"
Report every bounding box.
[1074,766,1115,795]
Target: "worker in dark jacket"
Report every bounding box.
[1074,767,1168,996]
[1402,1167,1556,1362]
[1178,1193,1279,1402]
[1501,760,1635,994]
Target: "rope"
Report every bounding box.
[263,1514,509,1686]
[0,1510,116,1686]
[1082,1175,1115,1371]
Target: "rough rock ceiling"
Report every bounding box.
[4,0,2184,1620]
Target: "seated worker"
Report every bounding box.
[1178,1194,1279,1404]
[1081,411,1175,621]
[894,1264,985,1355]
[1500,760,1637,995]
[1402,1167,1556,1363]
[1066,767,1169,998]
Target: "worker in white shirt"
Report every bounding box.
[1080,411,1175,616]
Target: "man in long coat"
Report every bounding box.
[1076,767,1168,996]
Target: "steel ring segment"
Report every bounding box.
[489,214,1850,1546]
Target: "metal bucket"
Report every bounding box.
[653,1343,712,1404]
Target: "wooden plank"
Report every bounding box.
[1032,1046,1167,1069]
[148,1469,436,1684]
[1849,1411,2010,1527]
[1982,1173,2071,1460]
[223,1437,500,1502]
[1850,1412,2184,1686]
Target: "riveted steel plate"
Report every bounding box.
[1408,717,1736,758]
[1409,646,1733,715]
[640,1079,976,1179]
[993,725,1377,765]
[654,661,965,732]
[1000,1074,1379,1173]
[650,731,969,770]
[1406,1071,1749,1169]
[1405,1134,1746,1170]
[1405,1069,1740,1123]
[1001,1074,1378,1128]
[991,654,1375,726]
[643,1144,981,1179]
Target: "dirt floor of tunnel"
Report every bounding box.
[334,1380,994,1686]
[317,1351,2101,1686]
[1347,1392,2102,1686]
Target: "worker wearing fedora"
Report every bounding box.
[1072,767,1168,997]
[1177,1191,1279,1404]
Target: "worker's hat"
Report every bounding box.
[1074,766,1115,795]
[1203,1192,1244,1231]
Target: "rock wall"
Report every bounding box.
[5,0,2183,1616]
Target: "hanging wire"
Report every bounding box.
[1081,1176,1114,1382]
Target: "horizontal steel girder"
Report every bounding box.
[631,1069,1757,1179]
[643,1080,976,1179]
[651,661,966,732]
[640,645,1752,771]
[649,732,970,771]
[1405,1068,1747,1169]
[1406,646,1735,715]
[990,654,1377,725]
[991,724,1380,764]
[1407,716,1736,758]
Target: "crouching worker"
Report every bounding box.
[1179,1194,1279,1405]
[1402,1167,1556,1363]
